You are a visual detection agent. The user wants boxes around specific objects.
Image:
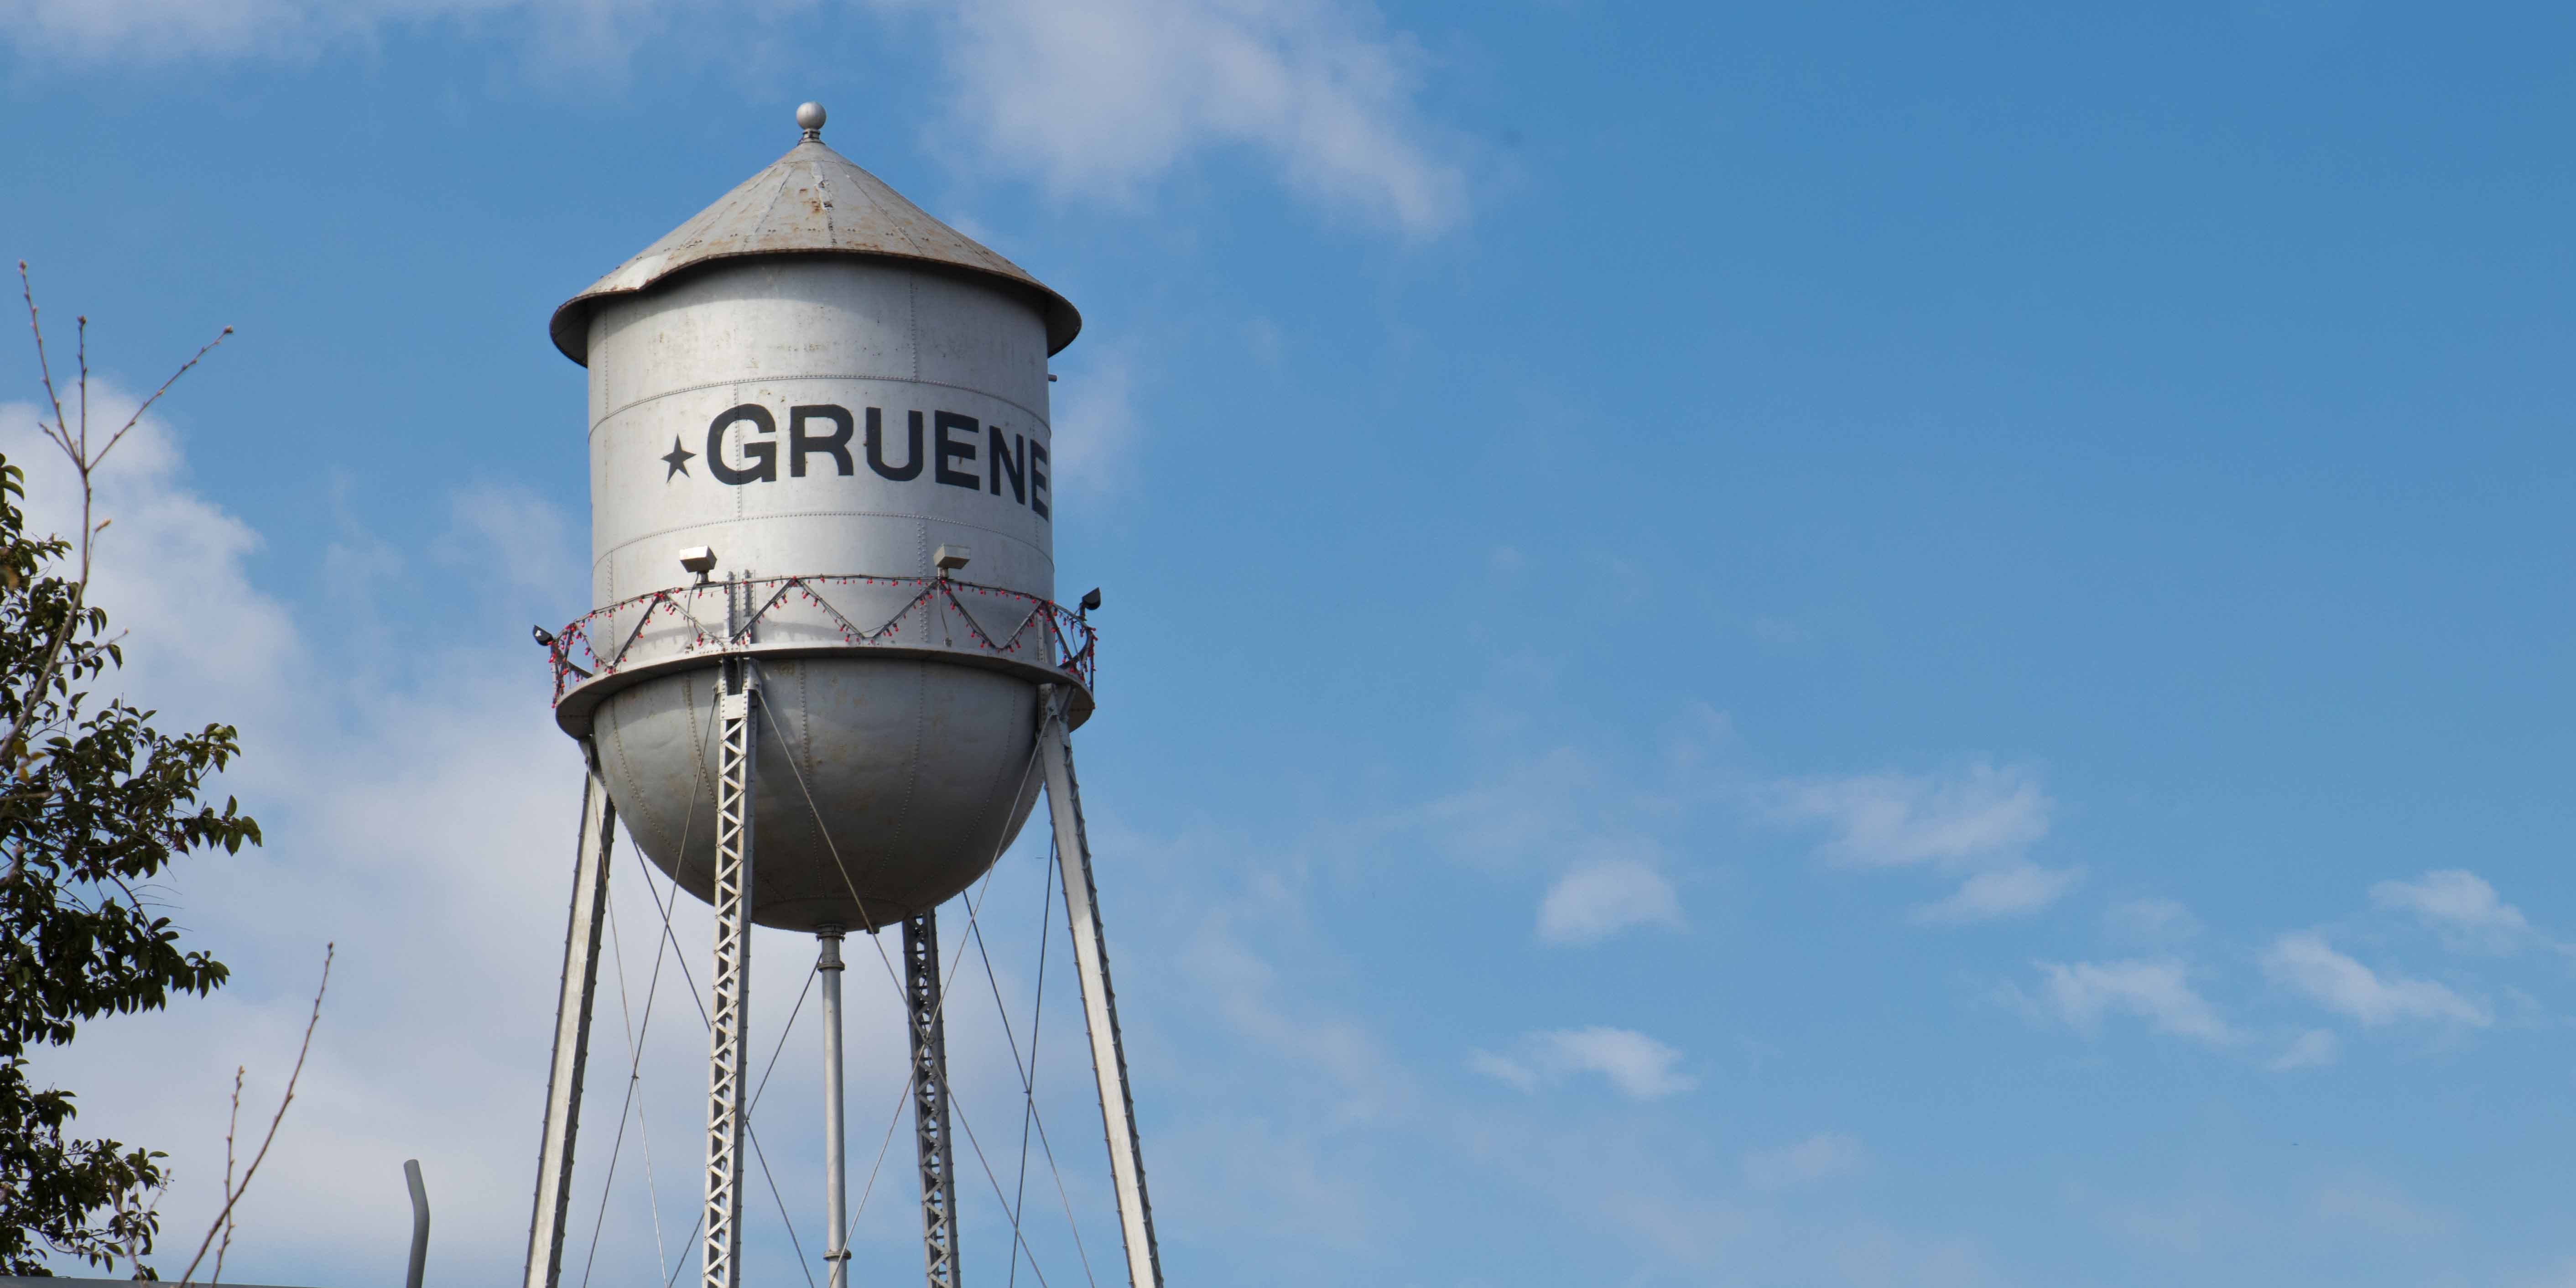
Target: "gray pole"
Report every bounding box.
[524,746,617,1288]
[700,665,759,1288]
[1036,687,1164,1288]
[818,928,850,1288]
[404,1159,431,1288]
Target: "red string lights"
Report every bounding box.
[545,573,1098,704]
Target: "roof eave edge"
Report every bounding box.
[548,248,1083,366]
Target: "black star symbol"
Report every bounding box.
[661,438,696,480]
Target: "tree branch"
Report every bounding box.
[174,943,330,1286]
[1,266,228,788]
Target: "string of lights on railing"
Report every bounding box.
[537,573,1098,704]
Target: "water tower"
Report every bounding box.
[520,102,1162,1288]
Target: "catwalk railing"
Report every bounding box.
[546,573,1098,704]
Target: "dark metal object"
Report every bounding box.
[404,1159,430,1288]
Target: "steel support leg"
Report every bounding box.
[1036,687,1165,1288]
[524,743,618,1288]
[905,910,960,1288]
[819,928,850,1288]
[700,670,759,1288]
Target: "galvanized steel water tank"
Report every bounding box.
[546,104,1091,933]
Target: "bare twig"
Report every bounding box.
[3,263,230,782]
[97,324,229,469]
[212,1067,244,1285]
[18,262,67,444]
[73,315,86,466]
[175,943,332,1286]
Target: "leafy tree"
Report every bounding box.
[0,267,252,1277]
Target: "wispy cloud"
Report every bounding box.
[1773,762,2049,868]
[2369,869,2540,954]
[2269,1028,2339,1071]
[2032,959,2234,1044]
[1047,345,1146,504]
[1181,904,1411,1127]
[2262,932,2490,1027]
[881,0,1469,235]
[2311,1175,2456,1240]
[1,0,1468,236]
[0,0,650,69]
[1402,746,1605,872]
[1742,1132,1863,1190]
[1769,762,2076,923]
[1912,861,2078,925]
[1471,1027,1696,1100]
[1536,856,1683,945]
[2105,897,2200,943]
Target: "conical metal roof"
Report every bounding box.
[550,119,1080,364]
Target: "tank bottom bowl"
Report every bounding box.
[589,656,1043,931]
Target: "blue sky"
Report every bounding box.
[5,1,2575,1285]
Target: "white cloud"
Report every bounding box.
[1910,861,2080,925]
[2520,1257,2576,1288]
[1537,857,1682,945]
[2262,932,2490,1027]
[1770,762,2073,923]
[2,0,1468,236]
[2311,1176,2454,1240]
[1403,745,1602,872]
[1047,346,1145,504]
[2105,896,2200,942]
[1750,616,1806,646]
[2102,1196,2213,1254]
[1467,1049,1537,1093]
[2270,1028,2339,1071]
[885,0,1468,235]
[2,395,299,720]
[1,387,598,1284]
[2033,959,2233,1044]
[435,481,578,600]
[1471,1027,1695,1100]
[1773,763,2049,868]
[2369,869,2536,953]
[1742,1132,1863,1190]
[0,0,656,68]
[1180,904,1410,1126]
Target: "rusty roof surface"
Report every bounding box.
[550,136,1080,364]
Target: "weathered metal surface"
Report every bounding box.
[550,130,1078,362]
[555,108,1079,933]
[594,657,1041,932]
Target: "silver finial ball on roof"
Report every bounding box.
[796,101,827,139]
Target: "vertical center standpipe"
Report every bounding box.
[816,927,848,1288]
[543,103,1101,1288]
